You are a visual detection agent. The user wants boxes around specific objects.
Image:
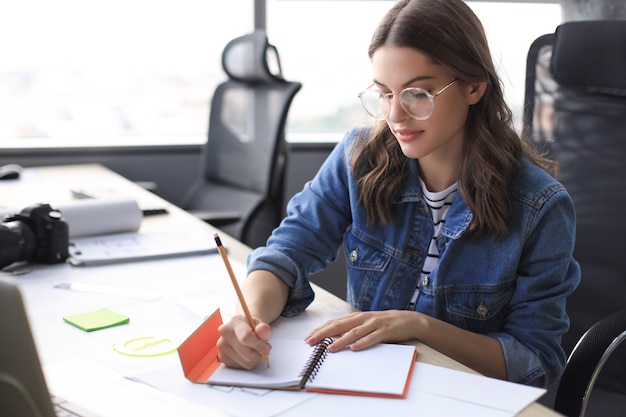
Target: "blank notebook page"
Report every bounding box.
[306,342,416,396]
[206,339,313,388]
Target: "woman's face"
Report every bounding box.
[371,46,483,164]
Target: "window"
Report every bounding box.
[0,0,252,146]
[0,1,561,147]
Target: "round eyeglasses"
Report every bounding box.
[358,78,458,121]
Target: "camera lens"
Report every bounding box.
[0,221,36,268]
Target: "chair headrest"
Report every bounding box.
[551,20,626,96]
[221,30,285,83]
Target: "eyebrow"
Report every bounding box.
[372,75,436,89]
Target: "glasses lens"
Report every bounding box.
[400,89,434,120]
[359,90,387,120]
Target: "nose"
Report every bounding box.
[386,95,409,122]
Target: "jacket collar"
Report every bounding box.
[395,159,472,239]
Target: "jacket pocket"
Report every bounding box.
[444,285,513,333]
[344,231,392,309]
[344,231,391,271]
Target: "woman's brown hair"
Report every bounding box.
[352,0,556,239]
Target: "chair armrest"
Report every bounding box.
[187,210,242,226]
[134,181,158,193]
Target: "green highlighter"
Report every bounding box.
[63,307,130,332]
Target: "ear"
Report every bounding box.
[467,81,487,105]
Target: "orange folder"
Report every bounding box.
[177,309,224,383]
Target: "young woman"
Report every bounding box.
[217,0,580,387]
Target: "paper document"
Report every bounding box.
[44,359,226,417]
[68,230,217,266]
[136,358,545,417]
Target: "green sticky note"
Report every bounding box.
[63,307,130,332]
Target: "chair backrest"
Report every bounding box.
[203,30,301,202]
[523,19,626,399]
[554,310,626,417]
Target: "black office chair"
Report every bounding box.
[523,20,626,415]
[554,310,626,417]
[182,30,302,248]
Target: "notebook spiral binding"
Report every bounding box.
[299,337,333,383]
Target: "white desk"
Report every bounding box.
[1,164,560,417]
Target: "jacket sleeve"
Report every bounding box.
[247,128,363,317]
[495,185,580,387]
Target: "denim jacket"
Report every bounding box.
[248,127,580,387]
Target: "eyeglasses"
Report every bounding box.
[358,78,458,120]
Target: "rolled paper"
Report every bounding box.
[57,197,142,237]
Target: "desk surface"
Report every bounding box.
[1,164,560,417]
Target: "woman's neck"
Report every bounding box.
[418,157,459,192]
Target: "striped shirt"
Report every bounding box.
[408,179,458,310]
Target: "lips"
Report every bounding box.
[394,128,424,142]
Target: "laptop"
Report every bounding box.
[0,279,98,417]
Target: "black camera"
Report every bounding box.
[0,204,70,269]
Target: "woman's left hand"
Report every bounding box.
[304,310,422,352]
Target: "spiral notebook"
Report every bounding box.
[177,309,418,399]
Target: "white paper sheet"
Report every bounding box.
[134,356,545,417]
[411,362,546,413]
[134,363,317,417]
[44,359,227,417]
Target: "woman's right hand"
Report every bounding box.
[217,314,272,369]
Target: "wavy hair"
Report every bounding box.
[352,0,556,239]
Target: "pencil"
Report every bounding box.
[213,233,270,368]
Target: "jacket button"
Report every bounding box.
[421,275,429,286]
[349,248,359,262]
[476,301,488,317]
